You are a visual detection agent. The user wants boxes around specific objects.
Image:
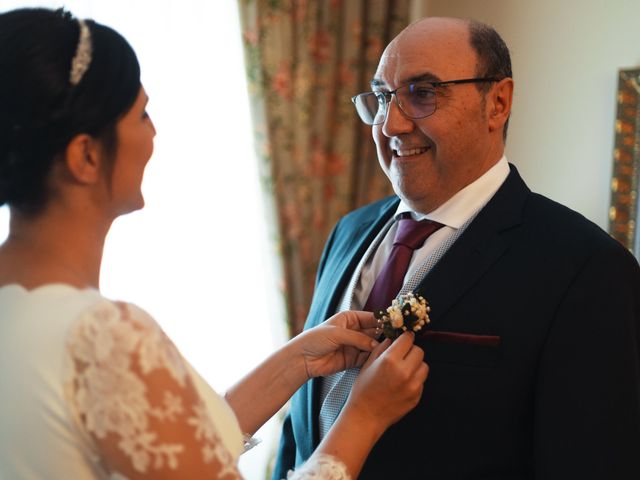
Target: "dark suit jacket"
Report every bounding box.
[273,165,640,479]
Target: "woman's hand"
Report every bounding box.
[226,311,378,438]
[344,332,429,431]
[292,311,379,380]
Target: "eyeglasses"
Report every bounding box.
[351,77,498,126]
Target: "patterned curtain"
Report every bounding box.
[238,0,410,336]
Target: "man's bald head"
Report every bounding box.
[370,16,515,213]
[387,17,512,140]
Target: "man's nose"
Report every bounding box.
[382,96,414,137]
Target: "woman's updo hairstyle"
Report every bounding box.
[0,8,141,214]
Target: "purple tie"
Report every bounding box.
[363,215,444,312]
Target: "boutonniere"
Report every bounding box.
[374,292,430,340]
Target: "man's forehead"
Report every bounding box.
[373,48,473,88]
[373,20,476,87]
[373,51,440,86]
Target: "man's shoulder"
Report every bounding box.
[498,165,619,252]
[524,192,631,257]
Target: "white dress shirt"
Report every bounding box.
[351,156,510,309]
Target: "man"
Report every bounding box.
[273,17,640,479]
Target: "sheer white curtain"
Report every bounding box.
[0,1,285,477]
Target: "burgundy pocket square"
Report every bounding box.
[419,330,501,347]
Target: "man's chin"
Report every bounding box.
[391,188,431,215]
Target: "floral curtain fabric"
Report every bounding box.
[238,0,410,336]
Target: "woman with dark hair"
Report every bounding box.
[0,8,428,479]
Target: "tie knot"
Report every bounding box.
[394,217,443,250]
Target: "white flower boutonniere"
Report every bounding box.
[374,292,430,340]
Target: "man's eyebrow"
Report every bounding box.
[406,72,442,83]
[370,72,443,89]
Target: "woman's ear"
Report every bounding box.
[64,134,102,184]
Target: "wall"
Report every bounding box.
[413,0,640,229]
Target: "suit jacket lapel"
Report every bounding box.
[414,165,530,325]
[296,196,399,456]
[307,197,400,328]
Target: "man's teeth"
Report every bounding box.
[395,147,428,157]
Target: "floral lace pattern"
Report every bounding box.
[63,299,350,479]
[287,454,351,480]
[64,300,241,479]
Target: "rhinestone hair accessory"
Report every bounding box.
[69,19,92,85]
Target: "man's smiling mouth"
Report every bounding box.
[393,147,430,157]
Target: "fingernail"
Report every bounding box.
[371,339,379,348]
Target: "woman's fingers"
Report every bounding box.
[349,310,378,330]
[347,332,428,429]
[361,338,392,369]
[326,310,377,331]
[416,361,430,383]
[353,349,371,368]
[382,331,416,359]
[361,327,379,339]
[403,342,425,366]
[333,328,380,352]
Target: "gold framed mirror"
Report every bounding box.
[609,67,640,259]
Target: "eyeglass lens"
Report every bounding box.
[354,83,437,125]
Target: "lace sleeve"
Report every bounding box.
[287,453,351,480]
[64,300,243,480]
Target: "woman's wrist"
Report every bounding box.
[314,402,387,479]
[225,336,312,435]
[278,336,311,389]
[337,402,387,443]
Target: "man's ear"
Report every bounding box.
[487,77,514,134]
[64,134,102,184]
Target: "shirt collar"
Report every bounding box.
[395,156,510,229]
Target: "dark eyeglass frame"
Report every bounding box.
[351,76,499,126]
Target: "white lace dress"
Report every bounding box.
[0,285,349,480]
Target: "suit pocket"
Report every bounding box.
[418,331,502,368]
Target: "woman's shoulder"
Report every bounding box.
[64,292,245,478]
[72,294,158,331]
[66,293,191,384]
